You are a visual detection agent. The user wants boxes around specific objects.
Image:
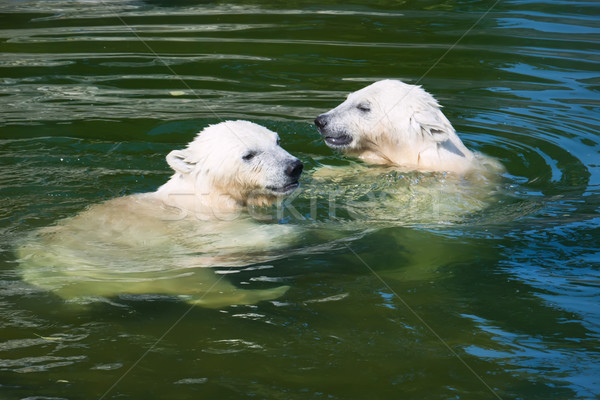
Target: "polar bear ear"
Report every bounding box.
[422,126,450,143]
[412,109,452,143]
[166,150,196,174]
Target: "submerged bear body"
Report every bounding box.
[17,121,302,308]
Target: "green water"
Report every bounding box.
[1,0,599,399]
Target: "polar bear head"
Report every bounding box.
[314,79,480,173]
[157,120,303,212]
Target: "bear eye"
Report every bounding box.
[242,151,257,162]
[357,103,371,113]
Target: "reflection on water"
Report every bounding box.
[1,0,599,399]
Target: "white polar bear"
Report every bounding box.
[17,120,303,308]
[158,119,303,216]
[314,79,503,175]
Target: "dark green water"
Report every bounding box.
[1,0,599,399]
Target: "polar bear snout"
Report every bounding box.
[286,158,303,180]
[267,157,303,195]
[314,114,353,149]
[314,114,328,130]
[264,154,304,197]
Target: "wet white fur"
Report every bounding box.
[17,121,300,308]
[318,79,503,175]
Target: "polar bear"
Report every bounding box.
[314,79,503,175]
[158,120,303,216]
[16,120,303,308]
[309,80,506,226]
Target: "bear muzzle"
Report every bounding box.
[285,158,303,180]
[266,158,303,195]
[314,114,353,149]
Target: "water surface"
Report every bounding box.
[1,0,599,399]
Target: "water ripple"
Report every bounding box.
[1,1,599,398]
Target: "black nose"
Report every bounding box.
[314,115,328,130]
[286,159,303,179]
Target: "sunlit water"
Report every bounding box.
[1,1,599,399]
